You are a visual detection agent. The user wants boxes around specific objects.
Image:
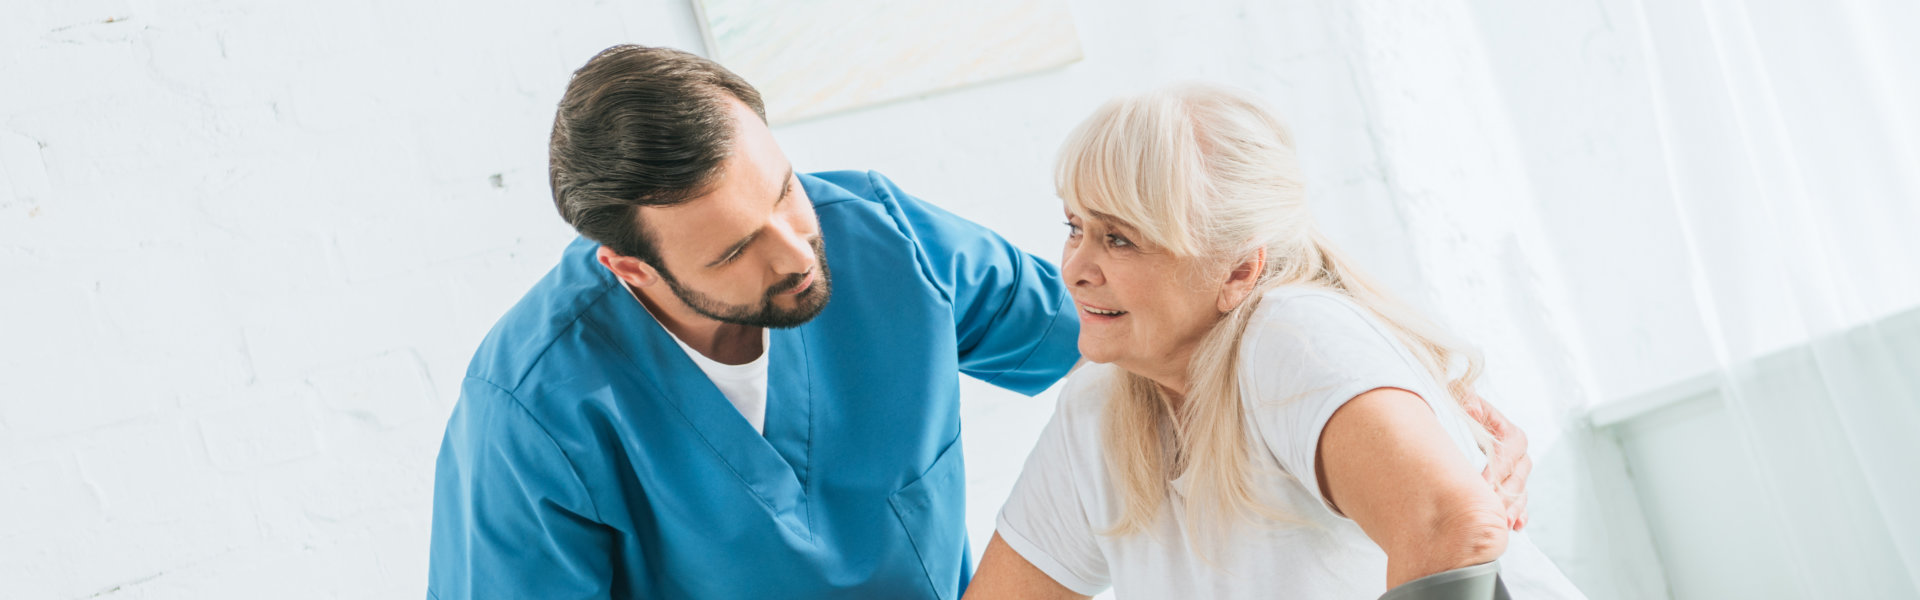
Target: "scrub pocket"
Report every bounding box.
[889,440,967,600]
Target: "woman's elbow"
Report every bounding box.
[1433,505,1509,565]
[1386,504,1509,587]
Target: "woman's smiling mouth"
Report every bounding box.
[1079,303,1128,317]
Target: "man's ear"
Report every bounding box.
[597,246,663,288]
[1217,247,1267,312]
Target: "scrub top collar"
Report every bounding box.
[586,262,820,541]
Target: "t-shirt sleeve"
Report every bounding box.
[1241,293,1439,517]
[993,378,1111,596]
[869,170,1081,396]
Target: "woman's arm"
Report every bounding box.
[962,533,1092,600]
[1316,388,1510,588]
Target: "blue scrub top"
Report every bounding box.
[428,171,1080,599]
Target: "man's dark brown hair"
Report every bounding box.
[548,45,767,265]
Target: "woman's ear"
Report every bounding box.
[597,245,663,289]
[1217,247,1267,312]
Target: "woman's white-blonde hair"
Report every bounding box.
[1056,83,1492,553]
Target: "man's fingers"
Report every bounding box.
[1481,460,1507,487]
[1493,410,1527,455]
[1461,394,1533,531]
[1466,393,1527,460]
[1499,455,1532,531]
[1482,436,1521,483]
[1503,454,1534,490]
[1465,393,1535,530]
[1461,391,1490,423]
[1507,491,1530,531]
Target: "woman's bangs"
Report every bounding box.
[1054,98,1197,255]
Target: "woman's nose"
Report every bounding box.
[1062,243,1102,287]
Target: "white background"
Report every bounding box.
[7,0,1917,598]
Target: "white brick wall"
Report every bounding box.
[3,0,1658,597]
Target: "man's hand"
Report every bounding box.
[1460,391,1530,530]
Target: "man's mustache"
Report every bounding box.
[766,269,812,296]
[763,236,826,297]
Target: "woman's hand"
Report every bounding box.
[1317,388,1511,589]
[1459,391,1531,530]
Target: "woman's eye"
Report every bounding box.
[1106,234,1131,248]
[1064,222,1082,237]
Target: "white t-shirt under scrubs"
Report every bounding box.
[666,326,769,434]
[624,284,770,434]
[996,286,1585,599]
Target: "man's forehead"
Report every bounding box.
[637,193,748,252]
[639,100,789,260]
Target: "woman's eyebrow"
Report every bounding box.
[1085,210,1136,233]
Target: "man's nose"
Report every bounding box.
[768,223,815,275]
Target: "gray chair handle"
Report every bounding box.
[1378,561,1509,600]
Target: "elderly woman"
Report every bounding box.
[963,85,1585,599]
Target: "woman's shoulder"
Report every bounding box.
[1056,362,1124,415]
[1244,285,1398,353]
[1253,285,1374,323]
[1053,362,1154,438]
[1236,285,1430,400]
[1029,363,1123,465]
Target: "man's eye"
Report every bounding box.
[1106,234,1131,248]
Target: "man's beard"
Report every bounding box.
[657,236,833,329]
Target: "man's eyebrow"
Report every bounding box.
[707,231,759,268]
[776,167,794,204]
[705,168,793,268]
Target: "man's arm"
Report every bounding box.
[871,171,1081,394]
[428,378,615,599]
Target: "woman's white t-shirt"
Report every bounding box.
[996,286,1585,599]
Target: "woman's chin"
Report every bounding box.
[1076,341,1121,365]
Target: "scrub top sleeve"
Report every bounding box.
[868,171,1080,396]
[427,378,615,600]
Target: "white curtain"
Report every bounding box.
[1456,0,1920,596]
[1618,0,1920,596]
[1319,0,1920,596]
